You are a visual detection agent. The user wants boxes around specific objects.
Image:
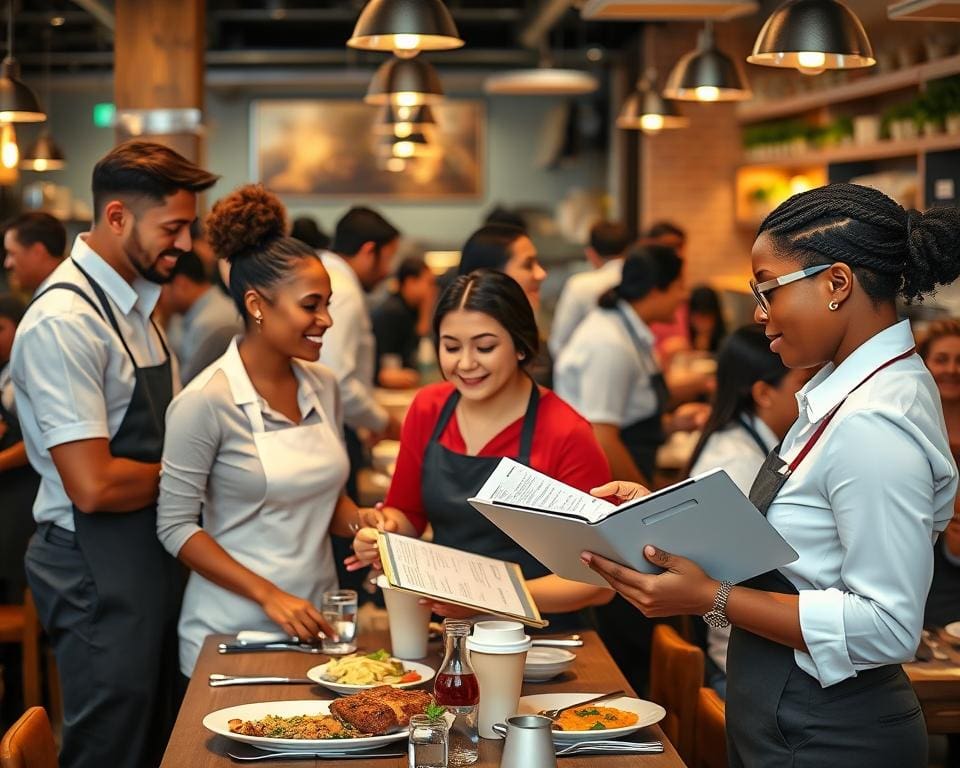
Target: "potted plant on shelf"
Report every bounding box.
[926,76,960,136]
[883,102,920,142]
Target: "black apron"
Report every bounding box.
[726,347,927,768]
[0,378,39,605]
[25,266,183,768]
[615,306,669,482]
[421,383,581,631]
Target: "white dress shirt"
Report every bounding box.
[549,258,624,357]
[318,251,389,433]
[770,320,956,687]
[10,235,178,531]
[554,301,661,427]
[691,415,779,674]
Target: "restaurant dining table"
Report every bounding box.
[161,629,687,767]
[905,627,960,734]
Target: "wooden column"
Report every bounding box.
[113,0,205,161]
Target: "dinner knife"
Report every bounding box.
[208,674,316,687]
[530,638,584,648]
[218,642,323,654]
[227,750,405,761]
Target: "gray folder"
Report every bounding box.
[469,469,798,588]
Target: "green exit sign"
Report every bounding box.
[93,102,115,128]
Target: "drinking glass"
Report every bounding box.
[408,714,448,768]
[321,589,358,654]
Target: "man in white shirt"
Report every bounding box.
[549,220,631,357]
[3,211,65,294]
[11,141,218,768]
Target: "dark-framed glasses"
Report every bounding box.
[750,264,830,313]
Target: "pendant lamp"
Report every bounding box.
[348,0,463,58]
[378,131,437,158]
[617,69,689,132]
[22,28,64,170]
[375,104,437,138]
[0,0,45,122]
[747,0,874,75]
[484,44,598,96]
[664,22,751,102]
[365,55,444,107]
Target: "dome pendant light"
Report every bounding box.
[484,43,599,96]
[0,0,45,122]
[375,104,437,138]
[365,55,444,107]
[664,22,751,102]
[748,0,874,75]
[377,131,437,158]
[617,69,689,132]
[22,28,64,171]
[348,0,464,58]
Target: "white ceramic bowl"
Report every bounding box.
[523,647,576,682]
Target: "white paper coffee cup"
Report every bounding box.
[467,621,532,739]
[376,575,432,660]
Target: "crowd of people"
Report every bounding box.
[2,140,960,768]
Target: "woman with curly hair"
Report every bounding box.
[157,184,380,676]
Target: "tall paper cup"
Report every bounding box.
[467,621,532,739]
[376,575,432,659]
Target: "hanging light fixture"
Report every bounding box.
[365,56,444,107]
[348,0,464,58]
[664,22,751,101]
[375,104,437,138]
[0,0,45,122]
[484,43,598,96]
[617,69,689,132]
[0,121,18,168]
[747,0,874,75]
[378,131,437,158]
[22,27,64,171]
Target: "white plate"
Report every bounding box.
[523,647,576,682]
[945,622,960,640]
[306,659,435,695]
[202,699,409,753]
[517,693,666,744]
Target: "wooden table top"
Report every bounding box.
[161,630,687,767]
[904,627,960,734]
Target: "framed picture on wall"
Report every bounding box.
[251,99,484,200]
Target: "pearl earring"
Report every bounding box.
[828,300,839,311]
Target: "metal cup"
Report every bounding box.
[491,715,557,768]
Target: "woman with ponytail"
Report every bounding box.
[581,184,960,767]
[157,185,381,677]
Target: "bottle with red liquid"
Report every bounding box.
[433,620,479,765]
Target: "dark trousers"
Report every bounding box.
[24,526,182,768]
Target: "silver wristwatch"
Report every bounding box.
[703,581,734,629]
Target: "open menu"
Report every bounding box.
[467,458,798,588]
[376,531,548,628]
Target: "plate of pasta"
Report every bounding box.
[307,649,435,695]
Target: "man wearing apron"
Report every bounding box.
[10,141,217,768]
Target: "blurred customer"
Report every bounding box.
[687,325,813,698]
[555,245,706,486]
[646,220,686,257]
[348,270,612,629]
[372,256,436,389]
[291,215,330,251]
[3,212,66,294]
[645,220,691,364]
[920,319,960,629]
[688,285,727,353]
[484,205,526,230]
[549,220,632,357]
[159,250,242,385]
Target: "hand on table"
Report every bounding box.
[259,586,338,642]
[580,545,718,619]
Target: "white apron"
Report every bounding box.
[177,392,349,675]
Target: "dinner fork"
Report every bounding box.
[556,740,664,756]
[536,689,626,720]
[226,749,405,761]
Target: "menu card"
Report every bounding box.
[376,532,547,628]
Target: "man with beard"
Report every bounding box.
[10,140,218,768]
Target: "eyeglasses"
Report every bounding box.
[749,264,830,314]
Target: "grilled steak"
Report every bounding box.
[329,686,434,735]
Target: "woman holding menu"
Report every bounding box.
[349,270,612,627]
[582,184,960,767]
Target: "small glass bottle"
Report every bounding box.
[433,619,479,766]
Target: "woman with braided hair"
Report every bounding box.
[580,183,960,766]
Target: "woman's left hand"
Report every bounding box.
[580,546,718,618]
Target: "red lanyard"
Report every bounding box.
[787,347,916,473]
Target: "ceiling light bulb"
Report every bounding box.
[695,86,720,102]
[640,113,665,132]
[796,50,826,75]
[393,140,415,158]
[1,123,18,169]
[394,121,413,138]
[394,91,420,108]
[392,34,422,58]
[386,157,406,173]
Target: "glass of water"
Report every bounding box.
[408,714,448,768]
[321,589,358,654]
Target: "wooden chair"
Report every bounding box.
[0,707,57,768]
[649,623,704,764]
[0,591,42,710]
[695,687,728,768]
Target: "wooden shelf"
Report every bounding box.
[737,53,960,124]
[739,133,960,169]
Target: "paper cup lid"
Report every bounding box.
[375,574,390,590]
[466,620,532,654]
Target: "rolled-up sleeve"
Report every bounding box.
[799,411,935,686]
[12,315,110,449]
[157,388,221,556]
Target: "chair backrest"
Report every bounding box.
[695,687,728,768]
[649,623,704,763]
[0,707,57,768]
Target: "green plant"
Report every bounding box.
[424,702,447,723]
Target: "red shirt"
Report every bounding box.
[386,381,612,535]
